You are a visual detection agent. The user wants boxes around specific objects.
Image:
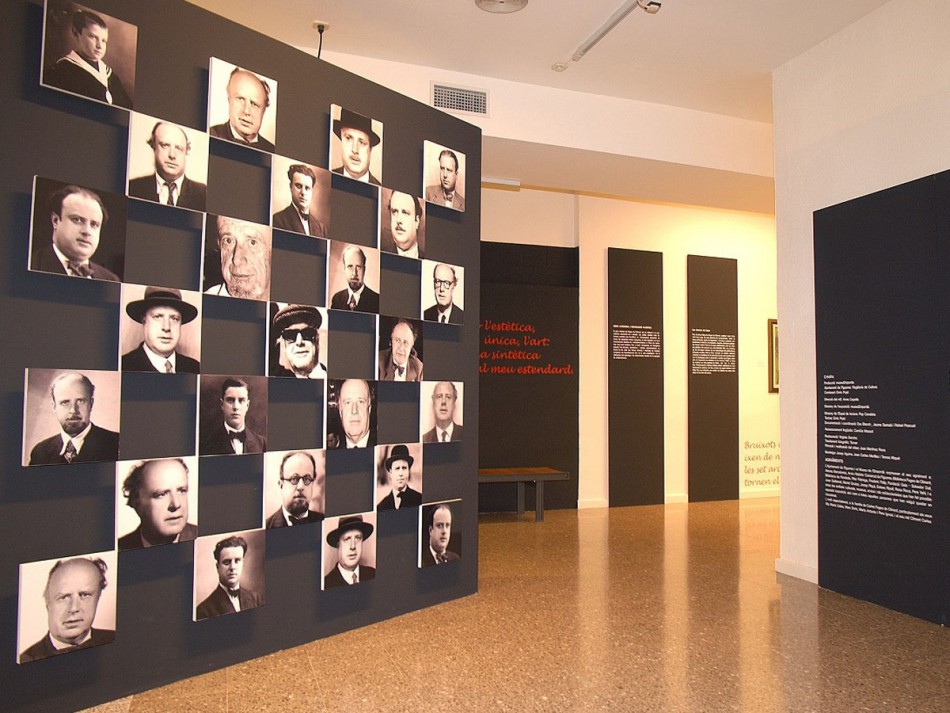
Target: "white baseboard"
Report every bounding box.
[665,493,688,504]
[775,557,818,584]
[577,498,608,509]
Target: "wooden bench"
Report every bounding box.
[477,467,570,522]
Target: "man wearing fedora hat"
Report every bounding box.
[331,107,381,185]
[121,285,200,374]
[270,303,327,379]
[377,444,422,511]
[324,515,375,588]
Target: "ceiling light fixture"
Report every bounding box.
[551,0,660,72]
[475,0,528,14]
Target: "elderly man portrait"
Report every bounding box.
[195,535,264,620]
[422,381,463,444]
[209,64,275,152]
[265,451,325,528]
[271,303,327,379]
[330,106,381,185]
[28,371,119,466]
[43,9,132,108]
[204,215,272,301]
[328,244,379,313]
[425,148,465,211]
[117,458,197,550]
[19,555,115,663]
[200,377,266,456]
[324,515,375,588]
[121,285,200,374]
[423,262,464,324]
[378,318,423,382]
[377,444,422,511]
[31,183,120,281]
[272,163,329,237]
[380,189,424,259]
[327,379,375,450]
[128,120,207,211]
[422,503,461,566]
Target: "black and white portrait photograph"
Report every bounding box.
[203,214,273,301]
[327,241,380,314]
[423,140,466,212]
[376,443,423,511]
[270,156,330,238]
[379,187,425,259]
[29,176,126,282]
[262,449,326,529]
[378,316,424,382]
[420,381,464,444]
[207,58,277,153]
[419,500,462,567]
[268,302,328,380]
[328,104,383,185]
[326,379,376,450]
[40,1,135,109]
[198,375,268,456]
[115,457,199,551]
[322,513,377,590]
[126,112,208,212]
[22,368,120,467]
[193,530,265,621]
[119,283,201,374]
[421,259,465,324]
[17,549,117,663]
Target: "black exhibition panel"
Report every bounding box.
[815,171,949,625]
[0,2,480,711]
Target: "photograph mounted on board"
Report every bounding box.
[119,283,202,374]
[270,156,331,238]
[207,58,278,153]
[322,512,377,590]
[328,104,383,186]
[326,241,380,314]
[198,375,268,456]
[326,378,377,450]
[423,140,466,212]
[268,302,328,380]
[421,260,465,324]
[203,214,273,301]
[376,443,423,511]
[115,457,199,551]
[378,316,424,382]
[193,530,265,621]
[262,449,326,528]
[126,112,208,212]
[420,380,464,444]
[419,499,462,567]
[379,188,425,259]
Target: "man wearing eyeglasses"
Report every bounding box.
[265,451,324,528]
[270,304,327,379]
[423,263,464,324]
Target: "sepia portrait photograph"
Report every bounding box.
[119,283,202,374]
[375,443,423,511]
[115,457,199,551]
[22,368,120,467]
[326,241,380,314]
[207,57,278,153]
[126,111,208,213]
[423,140,466,212]
[270,155,331,238]
[193,529,265,621]
[40,1,136,109]
[328,104,383,186]
[421,259,465,324]
[326,378,377,450]
[419,499,462,567]
[29,175,126,282]
[203,214,273,301]
[18,549,118,663]
[379,187,425,259]
[198,374,268,456]
[322,512,377,590]
[262,449,326,529]
[419,380,464,444]
[268,302,328,380]
[378,316,424,382]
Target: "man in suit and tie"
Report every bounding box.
[422,503,461,567]
[128,121,207,211]
[422,381,464,444]
[329,245,379,313]
[265,451,325,528]
[208,67,275,152]
[272,164,329,237]
[378,319,423,382]
[425,149,465,211]
[331,107,381,185]
[195,536,264,620]
[423,263,464,324]
[326,379,375,450]
[200,377,266,456]
[28,372,119,466]
[121,286,200,374]
[380,190,423,258]
[31,184,120,281]
[377,444,422,511]
[324,515,375,589]
[117,458,197,550]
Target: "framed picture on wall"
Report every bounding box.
[768,318,779,393]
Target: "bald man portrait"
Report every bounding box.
[128,119,207,211]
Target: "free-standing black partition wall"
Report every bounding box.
[0,2,480,711]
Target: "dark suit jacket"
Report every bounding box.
[424,303,464,324]
[331,166,380,186]
[425,185,465,211]
[330,286,380,313]
[422,546,461,567]
[128,175,207,212]
[326,426,377,450]
[209,122,275,153]
[44,58,132,109]
[117,522,197,551]
[272,204,329,237]
[324,564,376,589]
[200,422,266,456]
[378,486,422,510]
[19,628,116,663]
[265,509,324,528]
[31,244,120,282]
[377,348,424,382]
[195,585,264,620]
[29,423,120,465]
[422,423,463,444]
[121,343,200,373]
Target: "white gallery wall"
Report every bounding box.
[773,0,950,582]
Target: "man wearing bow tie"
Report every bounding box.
[200,377,266,456]
[377,444,422,511]
[377,319,423,382]
[265,451,325,528]
[195,535,264,620]
[422,503,460,567]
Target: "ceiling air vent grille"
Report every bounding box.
[431,83,488,117]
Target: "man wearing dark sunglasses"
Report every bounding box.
[265,451,325,528]
[270,303,327,379]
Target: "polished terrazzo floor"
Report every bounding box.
[82,498,950,712]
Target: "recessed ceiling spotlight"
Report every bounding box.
[475,0,528,14]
